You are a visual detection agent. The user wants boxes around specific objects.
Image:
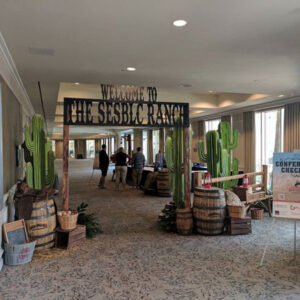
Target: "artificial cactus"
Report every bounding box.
[218,122,238,151]
[24,114,55,189]
[198,131,221,179]
[218,122,239,189]
[198,121,239,189]
[166,122,192,209]
[25,162,34,188]
[166,127,184,208]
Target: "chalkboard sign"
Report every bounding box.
[3,219,29,244]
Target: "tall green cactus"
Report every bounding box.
[166,123,192,209]
[198,121,239,189]
[218,122,239,189]
[24,114,55,189]
[198,131,221,179]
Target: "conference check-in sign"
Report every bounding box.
[63,98,189,128]
[273,152,300,219]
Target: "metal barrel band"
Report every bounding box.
[194,218,225,224]
[178,216,192,220]
[32,204,54,211]
[194,194,225,199]
[28,212,56,220]
[197,226,224,232]
[194,188,225,195]
[35,239,55,248]
[193,205,226,210]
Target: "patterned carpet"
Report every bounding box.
[1,159,300,300]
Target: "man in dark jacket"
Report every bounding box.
[115,147,130,191]
[132,147,145,188]
[98,144,109,189]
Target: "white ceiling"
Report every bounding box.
[1,0,300,132]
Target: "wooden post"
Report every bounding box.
[184,127,191,208]
[263,164,268,191]
[108,137,111,157]
[128,134,132,156]
[62,125,69,211]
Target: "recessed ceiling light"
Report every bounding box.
[173,20,187,27]
[178,83,192,88]
[74,82,80,85]
[126,67,136,71]
[278,94,284,98]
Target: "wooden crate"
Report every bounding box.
[232,186,265,204]
[55,225,86,249]
[227,217,252,235]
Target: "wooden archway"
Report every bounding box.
[62,97,191,210]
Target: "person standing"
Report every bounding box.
[132,147,145,189]
[115,147,129,191]
[98,144,109,189]
[155,150,165,170]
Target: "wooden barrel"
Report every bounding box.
[25,198,56,250]
[176,208,193,235]
[193,187,226,235]
[157,169,171,197]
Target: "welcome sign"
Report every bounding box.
[273,152,300,219]
[100,84,158,102]
[63,98,189,127]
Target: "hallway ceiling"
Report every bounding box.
[1,0,300,133]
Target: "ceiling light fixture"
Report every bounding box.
[178,83,192,88]
[173,20,187,27]
[208,90,213,93]
[278,94,285,98]
[74,82,80,85]
[126,67,136,71]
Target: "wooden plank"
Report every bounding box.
[251,183,265,189]
[68,234,86,245]
[68,236,86,245]
[69,226,85,237]
[230,220,251,226]
[231,223,251,229]
[229,228,251,235]
[210,171,264,183]
[62,125,69,211]
[184,127,191,209]
[69,231,86,240]
[68,238,86,249]
[229,217,251,224]
[198,164,268,186]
